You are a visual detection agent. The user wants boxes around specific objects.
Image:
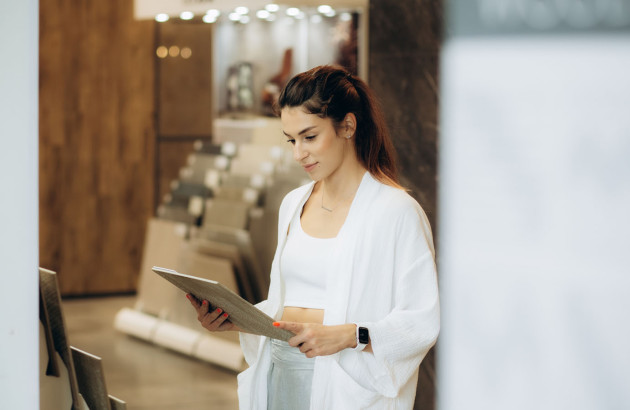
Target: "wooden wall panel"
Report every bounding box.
[39,0,156,295]
[157,21,214,137]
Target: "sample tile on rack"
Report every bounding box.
[108,395,127,410]
[135,218,188,316]
[191,226,268,303]
[188,237,256,303]
[39,320,73,410]
[71,346,114,410]
[203,199,251,230]
[168,246,240,330]
[39,268,81,409]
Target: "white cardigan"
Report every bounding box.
[238,172,440,409]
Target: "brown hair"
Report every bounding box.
[276,65,401,188]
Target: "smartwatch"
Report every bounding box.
[354,325,369,351]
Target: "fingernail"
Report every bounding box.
[273,322,279,327]
[216,308,222,314]
[185,294,191,300]
[223,313,228,317]
[202,300,207,305]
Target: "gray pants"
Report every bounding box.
[267,339,315,410]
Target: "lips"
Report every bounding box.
[302,163,318,173]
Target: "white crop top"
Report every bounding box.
[281,208,336,309]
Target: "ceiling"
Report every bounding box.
[135,0,368,20]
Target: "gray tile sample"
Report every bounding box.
[188,237,256,303]
[39,267,82,410]
[168,247,239,331]
[40,284,59,377]
[40,321,73,410]
[108,395,126,410]
[71,346,112,410]
[156,203,198,225]
[192,225,268,302]
[136,218,187,316]
[152,267,292,341]
[248,207,277,279]
[203,198,250,230]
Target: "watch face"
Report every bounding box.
[358,327,369,344]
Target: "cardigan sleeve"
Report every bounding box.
[350,198,440,398]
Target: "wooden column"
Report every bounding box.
[39,0,156,295]
[155,20,214,209]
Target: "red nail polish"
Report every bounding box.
[216,308,222,314]
[202,300,207,305]
[273,322,279,327]
[223,313,228,317]
[185,294,191,300]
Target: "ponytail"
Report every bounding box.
[277,65,402,188]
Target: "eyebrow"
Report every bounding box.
[282,125,317,138]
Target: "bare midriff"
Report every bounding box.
[281,306,325,324]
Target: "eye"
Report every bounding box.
[305,135,316,141]
[286,139,295,145]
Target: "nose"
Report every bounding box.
[293,141,308,162]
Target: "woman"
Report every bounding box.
[187,65,439,409]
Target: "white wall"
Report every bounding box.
[213,15,343,115]
[0,0,39,408]
[438,35,630,410]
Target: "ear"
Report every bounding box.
[343,113,357,137]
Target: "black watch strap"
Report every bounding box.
[354,325,369,351]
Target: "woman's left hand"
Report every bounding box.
[273,321,356,358]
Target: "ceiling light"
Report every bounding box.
[156,46,168,58]
[206,9,220,18]
[203,14,217,23]
[181,47,192,59]
[286,7,300,16]
[256,10,271,19]
[235,6,249,15]
[155,13,169,22]
[317,5,333,14]
[340,12,352,21]
[229,12,241,21]
[325,10,336,17]
[180,11,194,20]
[265,4,280,12]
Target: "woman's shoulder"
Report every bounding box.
[365,174,422,213]
[364,176,434,246]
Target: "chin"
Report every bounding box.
[303,168,321,182]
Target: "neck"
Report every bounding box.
[320,161,366,203]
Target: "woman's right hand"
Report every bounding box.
[186,294,240,332]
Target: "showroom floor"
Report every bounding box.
[63,295,239,410]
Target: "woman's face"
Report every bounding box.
[281,106,349,181]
